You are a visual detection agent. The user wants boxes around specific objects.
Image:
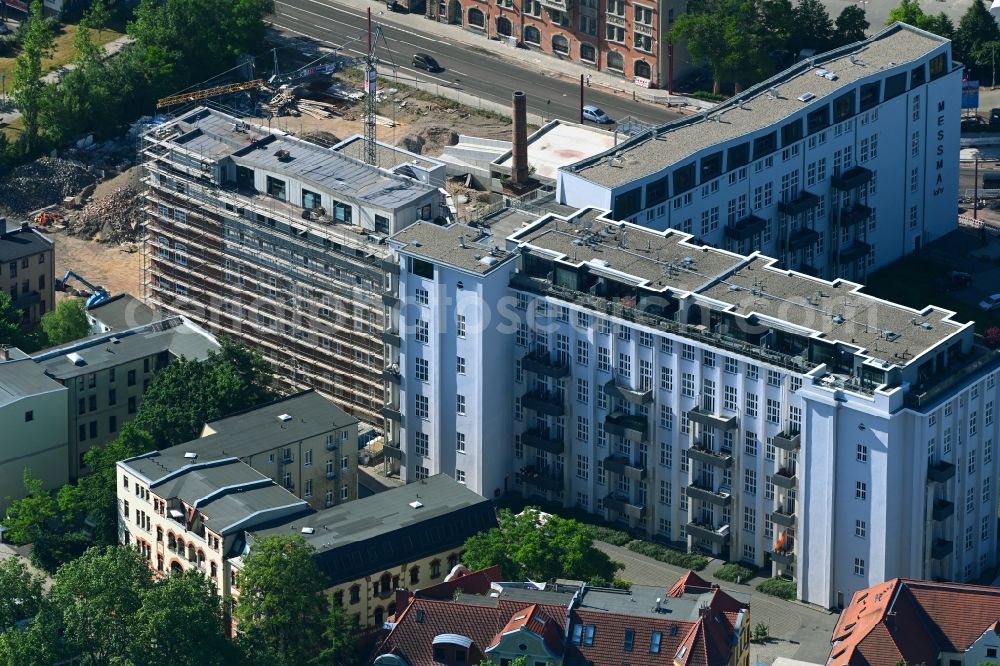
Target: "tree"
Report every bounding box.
[2,470,59,545]
[0,602,72,666]
[57,424,154,547]
[834,6,869,45]
[135,338,275,448]
[131,571,235,666]
[790,0,834,54]
[887,0,926,26]
[462,508,621,583]
[40,298,90,347]
[84,0,111,40]
[0,291,22,346]
[11,1,54,156]
[49,546,152,664]
[314,602,359,666]
[234,535,329,666]
[752,621,770,642]
[955,0,1000,80]
[0,558,45,630]
[923,13,956,40]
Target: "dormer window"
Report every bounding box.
[623,628,635,652]
[583,624,595,646]
[572,623,583,644]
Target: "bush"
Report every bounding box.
[986,326,1000,349]
[588,525,632,546]
[30,531,91,573]
[756,577,797,600]
[713,563,754,583]
[589,576,632,590]
[626,540,709,571]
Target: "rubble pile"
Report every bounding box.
[69,185,145,243]
[262,87,345,119]
[0,158,97,218]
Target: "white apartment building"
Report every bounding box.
[386,207,1000,609]
[556,24,961,283]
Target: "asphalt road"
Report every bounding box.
[270,0,679,126]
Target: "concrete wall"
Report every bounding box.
[0,387,68,516]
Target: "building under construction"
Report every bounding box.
[140,105,449,424]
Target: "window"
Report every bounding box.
[659,479,671,505]
[577,455,590,480]
[660,367,673,391]
[649,631,662,654]
[766,399,780,424]
[583,625,596,646]
[854,558,865,576]
[415,395,429,420]
[456,356,466,374]
[623,628,635,652]
[743,506,756,532]
[456,432,466,453]
[746,365,759,381]
[744,469,757,495]
[128,370,136,386]
[415,432,430,457]
[745,394,758,418]
[682,373,695,398]
[350,585,361,603]
[855,520,867,538]
[856,481,867,500]
[682,344,695,361]
[455,469,466,484]
[415,320,429,344]
[456,394,466,415]
[744,432,758,456]
[577,416,590,442]
[414,465,429,480]
[856,444,868,463]
[415,287,429,306]
[415,358,429,382]
[456,315,466,338]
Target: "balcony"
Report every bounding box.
[522,350,570,379]
[383,444,402,460]
[326,440,338,451]
[686,521,730,545]
[687,406,738,431]
[517,465,562,493]
[723,214,768,241]
[326,471,336,480]
[786,227,820,252]
[838,204,873,229]
[831,165,873,191]
[771,508,796,528]
[927,461,956,484]
[931,499,954,521]
[522,389,564,417]
[604,412,648,442]
[603,378,654,406]
[522,428,565,455]
[383,366,401,383]
[381,329,400,346]
[773,467,797,489]
[382,403,402,422]
[778,191,820,216]
[838,240,872,264]
[382,292,398,306]
[769,547,795,566]
[539,0,572,10]
[603,454,647,481]
[931,539,953,560]
[687,443,733,468]
[604,493,646,520]
[686,481,732,506]
[773,430,801,451]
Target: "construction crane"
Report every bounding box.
[363,8,383,167]
[157,80,265,109]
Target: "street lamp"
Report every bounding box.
[1,75,6,112]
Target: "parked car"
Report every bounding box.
[411,53,442,72]
[979,294,1000,311]
[991,108,1000,127]
[582,105,612,124]
[936,271,973,291]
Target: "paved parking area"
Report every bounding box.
[597,542,839,665]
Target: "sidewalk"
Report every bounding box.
[0,33,134,128]
[0,541,55,591]
[282,0,711,112]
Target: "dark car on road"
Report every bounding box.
[936,271,973,291]
[412,54,442,72]
[991,108,1000,127]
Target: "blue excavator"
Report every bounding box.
[56,271,110,310]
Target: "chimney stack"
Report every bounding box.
[511,91,529,185]
[20,221,29,232]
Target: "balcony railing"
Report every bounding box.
[603,454,647,481]
[517,465,563,493]
[604,412,648,442]
[522,350,570,379]
[905,346,1000,410]
[381,328,401,346]
[383,445,402,460]
[778,191,820,216]
[773,467,797,489]
[769,547,795,566]
[831,165,873,191]
[723,214,768,241]
[604,493,645,520]
[686,520,730,544]
[687,442,734,468]
[931,539,953,560]
[686,481,732,505]
[522,389,564,417]
[773,430,801,451]
[603,378,653,406]
[786,227,820,251]
[838,240,872,264]
[522,427,565,455]
[687,406,738,431]
[838,204,873,229]
[927,461,956,484]
[771,508,796,528]
[931,499,954,521]
[326,471,336,480]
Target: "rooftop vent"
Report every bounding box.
[797,92,816,103]
[183,452,198,459]
[277,414,292,422]
[274,149,292,161]
[66,352,86,366]
[920,322,933,330]
[824,72,838,81]
[884,330,900,341]
[110,337,120,344]
[832,314,846,325]
[814,69,829,77]
[301,526,315,534]
[409,500,424,509]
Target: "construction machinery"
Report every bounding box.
[57,271,110,309]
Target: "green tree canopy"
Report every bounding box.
[0,291,23,347]
[0,558,45,630]
[315,602,360,666]
[887,0,927,25]
[0,602,71,666]
[49,546,152,664]
[2,470,59,545]
[235,535,329,666]
[462,508,621,583]
[790,0,834,53]
[834,6,869,45]
[11,1,54,156]
[131,571,235,666]
[58,424,154,546]
[135,338,275,448]
[955,0,1000,79]
[40,299,90,347]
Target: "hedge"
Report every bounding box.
[756,577,797,600]
[713,563,754,583]
[587,525,632,546]
[625,540,709,571]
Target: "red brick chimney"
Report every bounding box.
[511,91,529,185]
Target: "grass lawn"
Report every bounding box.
[862,252,1000,334]
[0,22,124,87]
[1,115,23,142]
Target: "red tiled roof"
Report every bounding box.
[667,571,714,597]
[829,578,1000,666]
[415,565,503,600]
